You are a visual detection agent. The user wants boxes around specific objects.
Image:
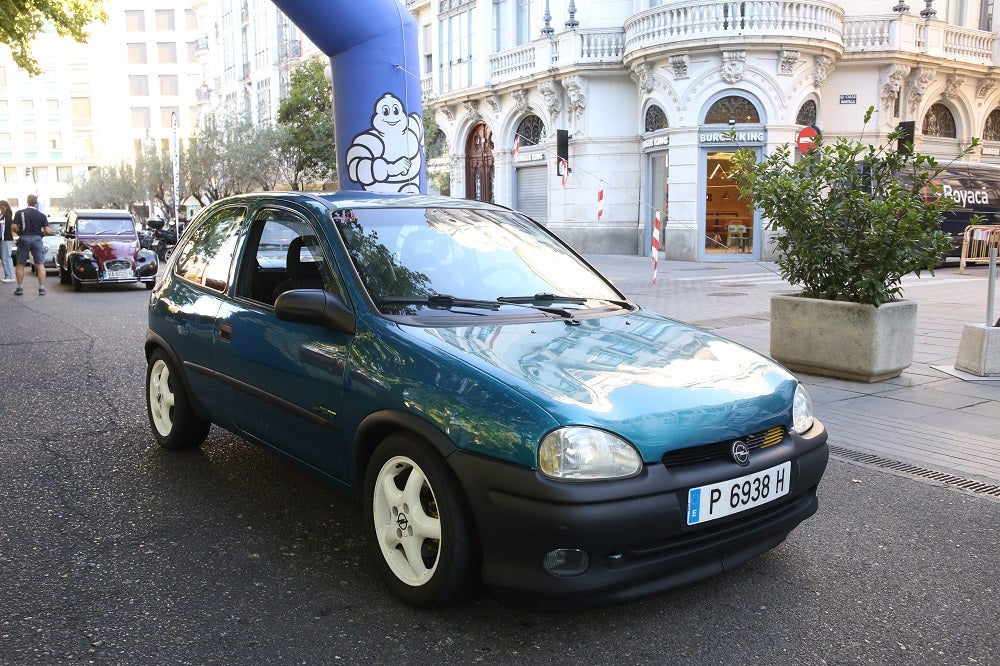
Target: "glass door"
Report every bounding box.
[704,151,754,256]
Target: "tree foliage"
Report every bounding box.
[275,58,337,190]
[0,0,108,76]
[731,107,972,307]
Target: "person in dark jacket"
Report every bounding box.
[12,194,49,295]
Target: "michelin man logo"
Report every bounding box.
[346,92,424,193]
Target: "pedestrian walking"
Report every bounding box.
[11,194,49,295]
[0,200,15,282]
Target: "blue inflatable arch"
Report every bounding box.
[271,0,425,193]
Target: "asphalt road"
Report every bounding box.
[1,277,997,665]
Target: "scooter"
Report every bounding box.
[146,218,178,262]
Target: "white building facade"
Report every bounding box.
[409,0,1000,260]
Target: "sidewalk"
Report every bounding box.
[588,254,1000,490]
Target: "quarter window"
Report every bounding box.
[173,207,246,292]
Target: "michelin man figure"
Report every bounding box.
[346,92,424,193]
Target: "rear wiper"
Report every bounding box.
[378,294,500,311]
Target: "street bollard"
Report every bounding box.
[989,247,997,327]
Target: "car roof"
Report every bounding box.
[215,191,505,212]
[70,209,133,218]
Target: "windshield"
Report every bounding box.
[333,206,623,315]
[78,217,136,235]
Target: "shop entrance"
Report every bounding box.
[704,151,754,255]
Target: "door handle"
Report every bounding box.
[218,322,233,342]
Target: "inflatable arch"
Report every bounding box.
[271,0,425,193]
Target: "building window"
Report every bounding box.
[161,107,179,128]
[704,95,760,124]
[0,133,11,155]
[128,43,147,64]
[155,9,175,31]
[516,0,531,45]
[185,9,197,30]
[57,166,73,183]
[0,100,7,119]
[46,99,59,118]
[21,99,35,120]
[644,105,668,132]
[131,107,151,129]
[125,10,145,31]
[923,103,957,138]
[985,109,1000,141]
[157,43,178,64]
[160,75,179,96]
[71,98,91,126]
[796,100,817,126]
[515,114,544,145]
[48,133,62,151]
[130,75,149,96]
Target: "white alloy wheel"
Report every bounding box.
[148,357,176,437]
[371,455,442,587]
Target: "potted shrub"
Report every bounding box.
[730,107,972,382]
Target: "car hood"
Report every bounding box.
[79,238,138,262]
[403,309,798,458]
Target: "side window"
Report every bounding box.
[173,206,246,292]
[236,207,336,306]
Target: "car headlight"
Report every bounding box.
[81,249,94,260]
[539,427,642,480]
[791,383,815,434]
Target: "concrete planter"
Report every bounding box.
[770,294,918,383]
[954,324,1000,376]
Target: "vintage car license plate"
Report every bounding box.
[686,461,791,525]
[104,269,134,280]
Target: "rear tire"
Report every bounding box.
[146,350,210,450]
[363,433,480,608]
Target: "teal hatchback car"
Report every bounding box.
[145,192,828,607]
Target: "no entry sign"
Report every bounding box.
[796,125,820,152]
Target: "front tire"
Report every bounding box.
[363,433,480,607]
[146,350,209,450]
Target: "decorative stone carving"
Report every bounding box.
[630,63,654,93]
[977,77,996,98]
[512,89,529,114]
[670,54,689,80]
[943,74,965,99]
[720,50,746,84]
[908,67,936,114]
[813,55,834,87]
[538,80,562,123]
[880,64,911,112]
[440,105,455,122]
[779,50,800,76]
[485,95,501,115]
[462,99,481,121]
[562,75,587,128]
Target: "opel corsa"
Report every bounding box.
[145,192,829,607]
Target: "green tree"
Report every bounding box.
[186,114,260,204]
[65,161,142,211]
[275,58,337,190]
[0,0,108,76]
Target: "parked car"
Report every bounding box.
[145,192,829,608]
[58,209,158,291]
[23,218,65,274]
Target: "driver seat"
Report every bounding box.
[272,236,324,302]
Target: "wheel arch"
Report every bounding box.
[144,330,214,424]
[352,410,458,498]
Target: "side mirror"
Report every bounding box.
[275,289,356,334]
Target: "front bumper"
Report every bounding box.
[71,253,158,284]
[449,420,828,606]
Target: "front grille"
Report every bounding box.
[661,426,786,468]
[105,259,132,271]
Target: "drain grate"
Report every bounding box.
[830,445,1000,498]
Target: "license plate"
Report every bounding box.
[104,269,134,280]
[687,461,791,525]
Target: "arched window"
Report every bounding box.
[984,108,1000,141]
[923,103,957,138]
[644,104,668,132]
[796,100,817,126]
[514,114,544,146]
[465,122,494,203]
[704,95,760,124]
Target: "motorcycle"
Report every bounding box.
[146,218,178,262]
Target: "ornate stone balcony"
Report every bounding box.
[623,0,846,63]
[842,13,995,66]
[487,29,626,88]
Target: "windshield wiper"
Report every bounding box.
[377,294,500,311]
[496,293,588,305]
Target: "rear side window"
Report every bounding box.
[173,206,246,292]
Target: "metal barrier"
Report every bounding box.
[959,225,1000,274]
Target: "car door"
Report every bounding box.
[213,205,355,487]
